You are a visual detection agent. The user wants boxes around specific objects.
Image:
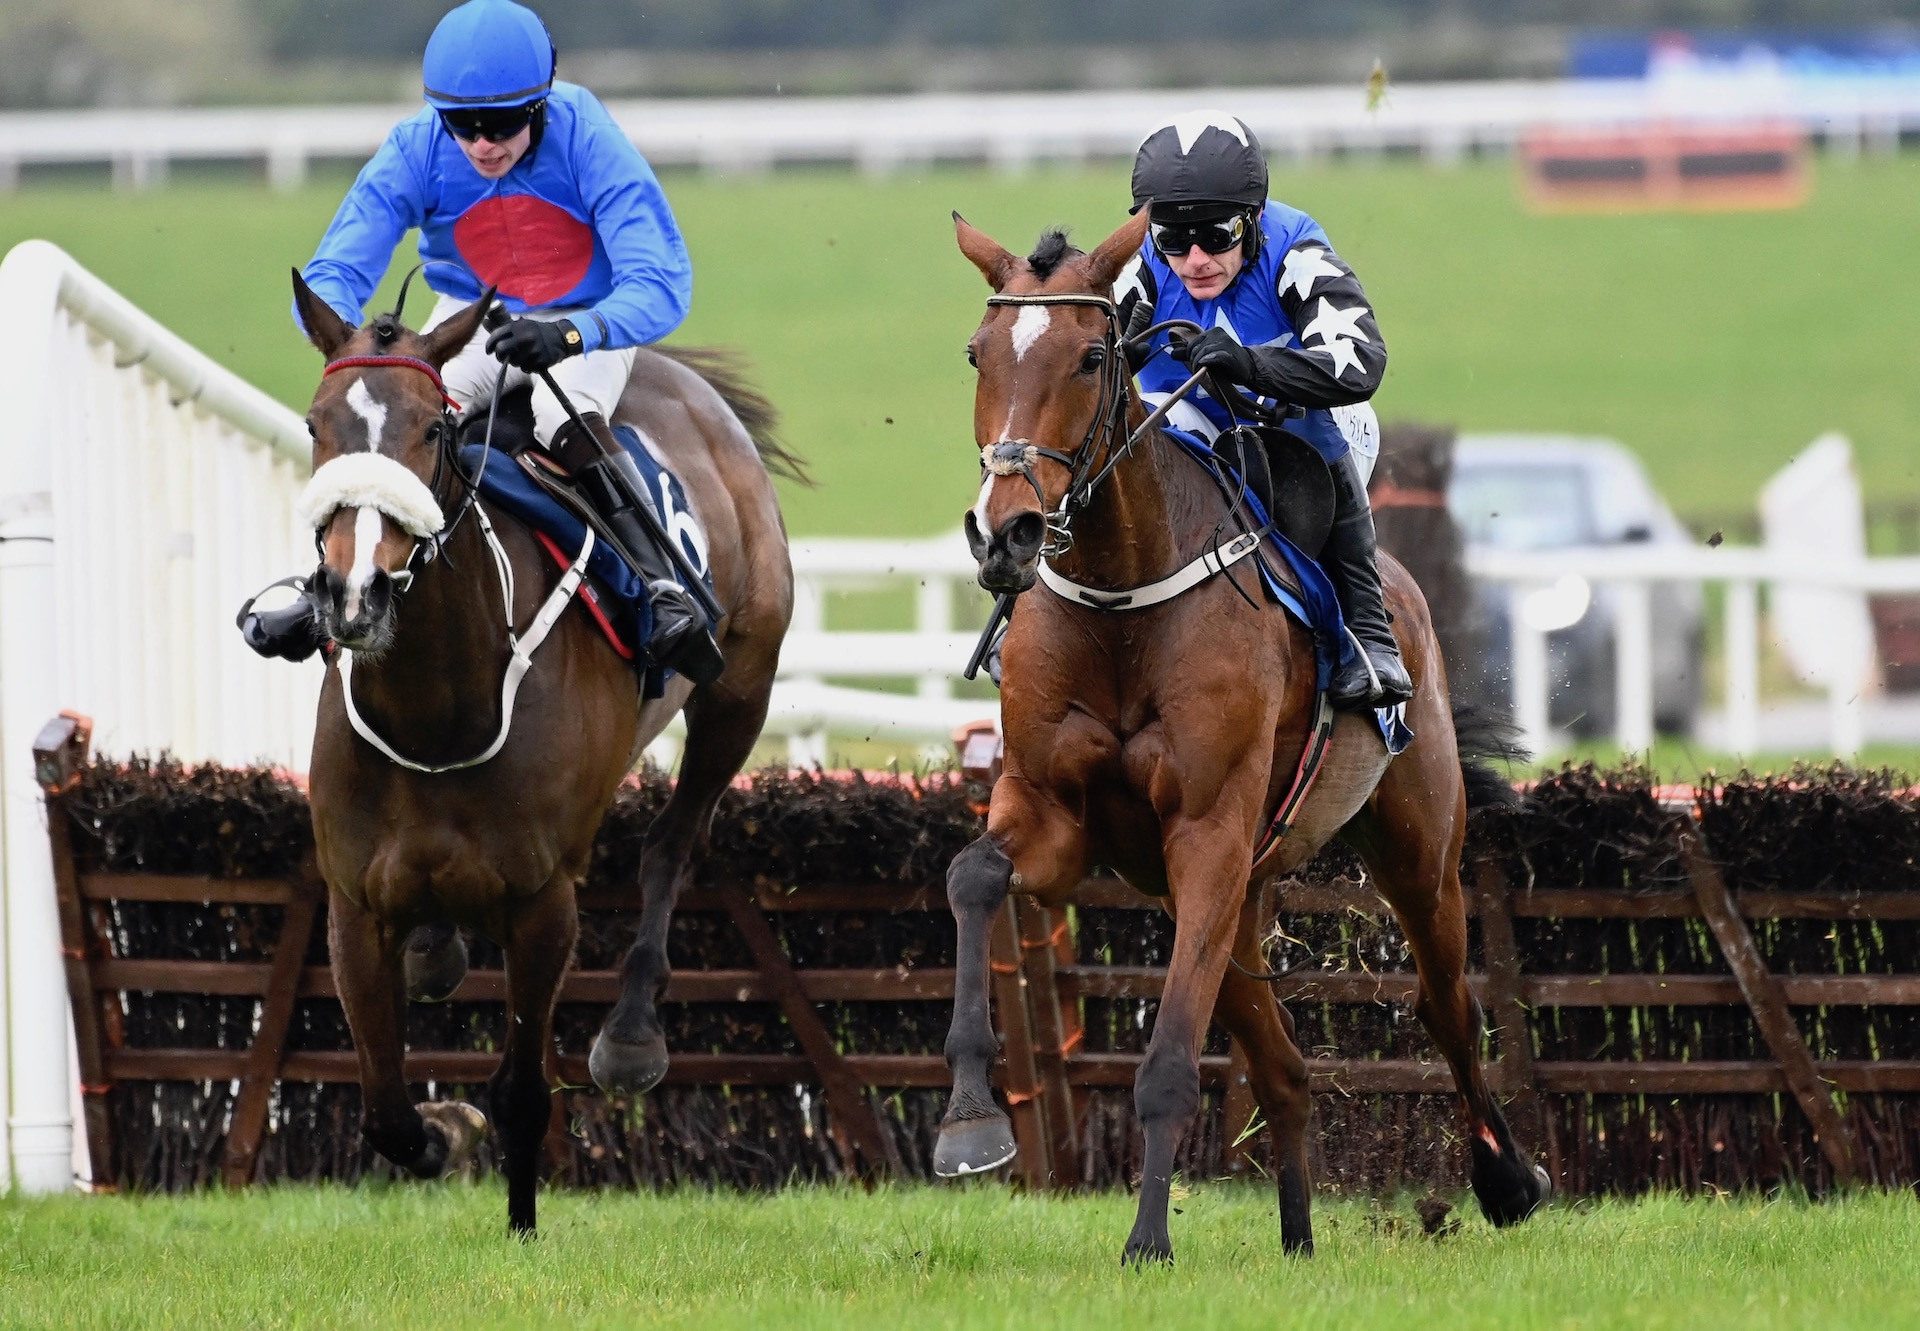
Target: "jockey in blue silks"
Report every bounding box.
[249,0,720,680]
[1116,111,1412,710]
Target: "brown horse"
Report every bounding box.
[934,215,1548,1264]
[289,275,799,1234]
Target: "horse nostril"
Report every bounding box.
[1002,511,1046,560]
[964,509,988,560]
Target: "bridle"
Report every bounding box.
[977,293,1214,558]
[978,294,1131,558]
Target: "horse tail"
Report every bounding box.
[1452,697,1526,809]
[653,344,815,488]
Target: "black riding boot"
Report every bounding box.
[1324,452,1414,710]
[548,413,726,686]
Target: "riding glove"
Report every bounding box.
[1170,326,1258,386]
[486,317,583,372]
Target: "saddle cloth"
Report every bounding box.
[1163,426,1412,755]
[459,424,715,695]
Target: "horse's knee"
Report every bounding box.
[948,837,1013,915]
[1135,1042,1202,1128]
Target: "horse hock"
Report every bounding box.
[934,836,1019,1178]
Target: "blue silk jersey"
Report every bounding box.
[1115,200,1387,463]
[299,82,690,353]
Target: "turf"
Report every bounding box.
[1,153,1916,538]
[0,1183,1912,1330]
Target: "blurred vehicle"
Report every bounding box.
[1449,435,1705,738]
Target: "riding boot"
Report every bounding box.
[547,413,726,685]
[1324,451,1414,710]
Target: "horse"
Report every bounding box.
[289,273,802,1234]
[934,213,1549,1265]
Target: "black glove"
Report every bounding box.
[1121,301,1154,374]
[485,317,582,372]
[1169,326,1257,386]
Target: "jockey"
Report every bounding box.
[1116,111,1413,710]
[251,0,720,682]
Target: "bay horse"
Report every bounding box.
[289,274,800,1234]
[935,214,1548,1264]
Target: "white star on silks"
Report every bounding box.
[1314,336,1368,382]
[1301,297,1371,348]
[1168,110,1249,154]
[1279,246,1344,301]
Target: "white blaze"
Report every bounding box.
[1009,305,1050,361]
[342,506,385,623]
[345,378,388,452]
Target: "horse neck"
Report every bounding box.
[1046,395,1221,590]
[345,511,518,736]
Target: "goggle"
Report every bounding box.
[438,101,544,143]
[1149,211,1249,258]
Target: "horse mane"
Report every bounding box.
[651,344,814,487]
[1026,228,1082,281]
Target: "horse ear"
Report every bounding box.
[420,288,496,368]
[953,212,1019,290]
[291,269,353,358]
[1083,213,1150,292]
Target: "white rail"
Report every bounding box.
[3,78,1916,189]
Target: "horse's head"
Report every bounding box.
[955,212,1149,594]
[291,271,490,653]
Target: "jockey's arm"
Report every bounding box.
[567,112,693,352]
[1237,241,1387,408]
[296,123,429,331]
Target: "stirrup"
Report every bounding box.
[646,581,725,684]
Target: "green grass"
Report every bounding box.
[3,154,1917,539]
[1,1183,1914,1329]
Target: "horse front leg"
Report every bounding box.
[934,780,1084,1177]
[1124,817,1258,1267]
[491,879,578,1236]
[330,889,486,1180]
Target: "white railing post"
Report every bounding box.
[0,244,71,1193]
[916,577,954,702]
[786,576,829,768]
[1613,579,1655,754]
[1511,608,1553,760]
[1724,580,1761,755]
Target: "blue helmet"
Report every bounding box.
[422,0,555,111]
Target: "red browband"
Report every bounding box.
[322,354,462,412]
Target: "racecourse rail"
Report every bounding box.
[1,78,1918,190]
[2,240,1917,1191]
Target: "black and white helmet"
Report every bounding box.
[1130,111,1268,218]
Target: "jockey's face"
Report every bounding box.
[1164,242,1245,302]
[458,125,532,179]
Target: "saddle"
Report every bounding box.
[1217,424,1334,559]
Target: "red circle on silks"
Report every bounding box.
[452,195,595,306]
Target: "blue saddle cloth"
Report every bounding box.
[1163,427,1412,755]
[459,424,715,696]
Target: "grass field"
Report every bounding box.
[1,1183,1913,1329]
[2,154,1917,538]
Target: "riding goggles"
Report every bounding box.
[1149,211,1250,258]
[438,100,544,143]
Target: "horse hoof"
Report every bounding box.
[1472,1140,1552,1227]
[1121,1233,1174,1268]
[589,1032,670,1097]
[403,928,468,1003]
[932,1114,1017,1178]
[417,1100,489,1175]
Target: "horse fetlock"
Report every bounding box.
[1469,1121,1551,1226]
[588,1028,671,1098]
[415,1100,489,1177]
[1121,1227,1175,1269]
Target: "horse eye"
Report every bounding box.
[1079,347,1107,374]
[304,418,316,438]
[965,346,979,368]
